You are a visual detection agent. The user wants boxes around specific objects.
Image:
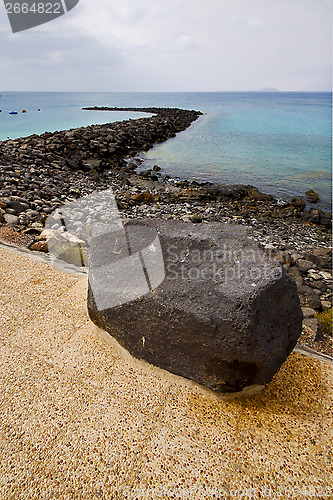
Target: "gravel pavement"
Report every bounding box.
[0,245,332,499]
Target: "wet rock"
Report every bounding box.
[246,186,274,202]
[290,197,306,211]
[132,192,155,204]
[208,184,247,200]
[306,190,320,203]
[303,208,332,228]
[189,214,203,223]
[87,220,303,394]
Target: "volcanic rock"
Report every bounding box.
[87,220,303,394]
[290,197,306,211]
[306,190,320,203]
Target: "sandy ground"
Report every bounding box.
[0,244,332,500]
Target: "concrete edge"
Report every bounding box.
[294,344,333,365]
[0,239,87,275]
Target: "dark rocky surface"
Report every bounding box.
[87,220,303,393]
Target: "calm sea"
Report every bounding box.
[0,91,331,210]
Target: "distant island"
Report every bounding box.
[258,87,280,92]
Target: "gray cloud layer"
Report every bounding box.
[0,0,332,91]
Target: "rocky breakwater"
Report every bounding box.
[88,220,303,395]
[0,106,202,232]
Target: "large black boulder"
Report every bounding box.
[87,220,303,394]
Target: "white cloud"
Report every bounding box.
[0,0,331,91]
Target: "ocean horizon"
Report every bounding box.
[0,91,331,210]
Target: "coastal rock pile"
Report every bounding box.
[0,107,202,228]
[87,220,303,394]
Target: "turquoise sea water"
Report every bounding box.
[0,91,331,210]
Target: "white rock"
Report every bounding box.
[319,271,332,281]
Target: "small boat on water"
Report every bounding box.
[22,109,27,113]
[9,111,18,115]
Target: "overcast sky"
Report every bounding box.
[0,0,332,92]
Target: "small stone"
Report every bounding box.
[319,271,333,281]
[8,199,29,214]
[307,294,322,311]
[308,269,322,280]
[298,285,322,310]
[0,198,9,209]
[321,300,332,311]
[264,244,277,253]
[3,214,19,225]
[22,227,43,235]
[303,248,332,270]
[29,240,48,252]
[5,208,16,215]
[274,250,292,266]
[297,259,313,274]
[301,307,316,318]
[302,317,322,341]
[288,267,303,287]
[153,165,161,171]
[309,280,327,292]
[189,214,203,224]
[132,192,154,204]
